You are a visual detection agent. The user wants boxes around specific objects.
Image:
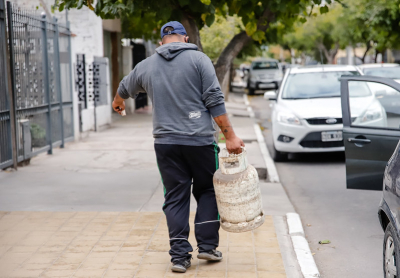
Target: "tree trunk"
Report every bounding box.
[181,13,203,52]
[361,42,371,63]
[319,42,339,64]
[214,8,274,86]
[214,31,252,86]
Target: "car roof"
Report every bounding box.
[357,63,399,69]
[289,64,359,74]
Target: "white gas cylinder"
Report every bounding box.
[213,148,265,233]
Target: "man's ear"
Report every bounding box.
[185,36,189,43]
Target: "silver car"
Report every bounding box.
[248,58,283,95]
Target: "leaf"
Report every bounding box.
[320,6,329,14]
[201,13,207,22]
[245,21,257,36]
[77,0,84,9]
[59,2,65,12]
[299,17,307,23]
[251,30,266,43]
[178,0,190,6]
[200,0,211,5]
[206,13,215,26]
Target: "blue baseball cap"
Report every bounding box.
[160,21,187,39]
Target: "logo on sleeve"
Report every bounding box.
[189,111,201,119]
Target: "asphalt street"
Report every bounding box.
[248,93,384,278]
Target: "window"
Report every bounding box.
[252,61,278,70]
[282,71,360,99]
[363,67,400,79]
[349,81,400,130]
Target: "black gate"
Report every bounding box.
[0,1,74,169]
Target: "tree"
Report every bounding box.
[281,4,346,64]
[54,0,332,84]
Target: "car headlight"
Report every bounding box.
[277,111,302,125]
[360,104,383,123]
[276,72,283,80]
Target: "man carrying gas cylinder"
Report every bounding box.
[112,21,245,273]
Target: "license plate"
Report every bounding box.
[321,131,343,142]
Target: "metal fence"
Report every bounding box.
[0,1,74,169]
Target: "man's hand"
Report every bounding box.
[213,114,245,154]
[112,93,126,115]
[226,135,245,154]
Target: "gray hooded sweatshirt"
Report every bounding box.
[117,42,226,146]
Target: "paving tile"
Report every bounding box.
[8,269,44,277]
[141,251,170,264]
[257,271,287,278]
[103,269,136,277]
[228,252,255,265]
[135,269,167,278]
[0,211,287,277]
[41,269,76,277]
[107,262,139,270]
[196,270,226,277]
[228,271,257,278]
[73,268,106,277]
[198,261,226,271]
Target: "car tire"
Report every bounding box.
[248,88,255,95]
[272,144,288,162]
[383,222,400,278]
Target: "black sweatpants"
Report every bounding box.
[154,143,220,262]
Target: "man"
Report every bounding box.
[112,21,244,273]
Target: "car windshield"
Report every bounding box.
[252,61,278,70]
[363,67,400,79]
[281,71,361,99]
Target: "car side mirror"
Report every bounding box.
[264,91,277,101]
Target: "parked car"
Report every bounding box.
[340,75,400,276]
[266,65,366,161]
[358,63,400,81]
[248,58,283,95]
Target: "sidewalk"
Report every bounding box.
[0,95,298,278]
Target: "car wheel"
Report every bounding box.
[383,222,400,278]
[272,144,288,162]
[248,88,255,95]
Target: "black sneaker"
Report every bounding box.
[197,249,223,261]
[171,259,191,273]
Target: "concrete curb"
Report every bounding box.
[287,213,320,278]
[244,94,320,278]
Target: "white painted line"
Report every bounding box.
[253,124,280,183]
[243,94,250,106]
[247,106,255,118]
[287,212,305,236]
[291,235,320,277]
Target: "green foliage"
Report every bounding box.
[200,15,243,62]
[282,0,400,63]
[54,0,332,45]
[281,3,347,63]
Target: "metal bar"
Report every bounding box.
[6,1,18,169]
[53,17,64,148]
[41,14,52,154]
[66,21,74,138]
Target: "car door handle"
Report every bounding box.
[348,138,371,144]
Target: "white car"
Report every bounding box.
[267,65,387,161]
[358,63,400,82]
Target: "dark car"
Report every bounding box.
[340,75,400,276]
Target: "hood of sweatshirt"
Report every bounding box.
[156,42,198,61]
